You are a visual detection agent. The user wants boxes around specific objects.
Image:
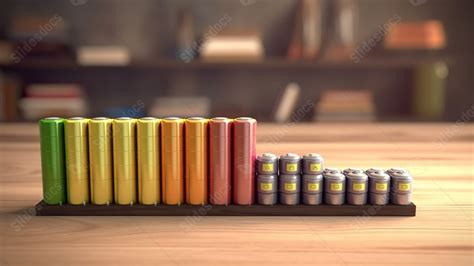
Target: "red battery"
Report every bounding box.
[232,117,257,205]
[209,117,232,205]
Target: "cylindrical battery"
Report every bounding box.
[39,117,67,205]
[257,174,278,205]
[256,153,278,175]
[185,117,208,205]
[88,117,114,205]
[302,174,323,205]
[64,117,90,205]
[389,170,413,205]
[279,174,301,205]
[302,153,324,175]
[368,170,390,205]
[161,117,185,205]
[279,153,301,175]
[233,117,257,205]
[324,170,346,205]
[113,117,137,205]
[137,117,161,205]
[345,170,368,205]
[386,167,407,176]
[209,117,232,205]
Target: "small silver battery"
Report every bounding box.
[302,153,324,175]
[256,153,278,175]
[256,174,278,205]
[279,153,301,175]
[279,174,300,205]
[367,170,390,205]
[302,174,323,205]
[345,170,368,205]
[323,170,345,205]
[389,170,413,205]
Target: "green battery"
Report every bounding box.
[39,117,67,204]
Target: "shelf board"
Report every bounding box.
[35,200,417,216]
[0,57,449,71]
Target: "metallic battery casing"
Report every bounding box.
[209,117,232,205]
[279,174,301,205]
[389,170,413,205]
[257,174,278,205]
[64,117,90,205]
[89,117,114,205]
[386,167,407,176]
[256,153,278,175]
[302,153,324,175]
[113,117,137,205]
[39,117,67,204]
[161,117,185,205]
[368,170,390,205]
[233,117,257,205]
[345,170,368,205]
[302,174,323,205]
[279,153,301,175]
[324,170,346,205]
[137,117,161,205]
[323,167,340,175]
[365,168,384,175]
[185,117,208,205]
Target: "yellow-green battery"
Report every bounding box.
[65,117,90,205]
[89,117,114,205]
[137,117,161,205]
[39,117,67,204]
[113,117,137,205]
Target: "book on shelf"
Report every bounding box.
[315,89,376,122]
[77,46,130,66]
[200,31,264,62]
[288,0,323,60]
[0,72,22,121]
[384,20,446,50]
[19,83,88,120]
[273,82,301,123]
[148,97,211,118]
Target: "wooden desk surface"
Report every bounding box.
[0,123,473,265]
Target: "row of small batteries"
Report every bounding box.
[257,153,413,206]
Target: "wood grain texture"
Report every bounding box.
[0,123,473,265]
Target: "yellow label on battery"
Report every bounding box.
[286,163,298,172]
[308,183,320,191]
[262,163,274,172]
[353,183,365,191]
[375,183,387,191]
[260,183,273,191]
[399,183,411,191]
[284,183,296,191]
[331,183,343,191]
[310,163,321,172]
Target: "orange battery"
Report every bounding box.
[161,117,185,205]
[185,117,208,205]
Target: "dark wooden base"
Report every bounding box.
[35,201,416,216]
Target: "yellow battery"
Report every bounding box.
[137,117,161,205]
[185,117,208,205]
[88,117,114,205]
[65,117,90,205]
[161,117,185,205]
[113,117,137,205]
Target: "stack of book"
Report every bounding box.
[315,90,375,122]
[19,84,88,120]
[200,31,264,62]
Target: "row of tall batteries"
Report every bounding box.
[256,153,413,206]
[39,116,256,205]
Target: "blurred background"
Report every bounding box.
[0,0,472,122]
